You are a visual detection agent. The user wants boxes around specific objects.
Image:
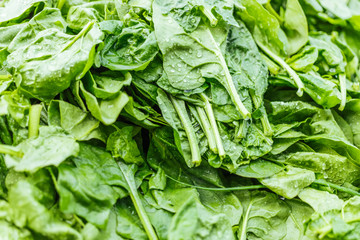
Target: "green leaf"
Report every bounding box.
[235,159,284,178]
[0,220,33,240]
[287,46,318,72]
[67,2,118,30]
[48,100,103,141]
[4,126,79,173]
[168,196,235,240]
[260,166,315,199]
[106,126,144,165]
[285,152,360,184]
[7,7,67,52]
[235,0,288,56]
[153,0,251,118]
[99,19,158,71]
[114,199,147,240]
[283,0,308,55]
[0,0,46,26]
[79,73,129,125]
[283,199,314,240]
[6,21,103,101]
[343,196,360,222]
[147,127,224,187]
[8,180,82,239]
[236,190,290,240]
[57,143,124,228]
[309,32,344,68]
[298,188,344,214]
[0,90,31,128]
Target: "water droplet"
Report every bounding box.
[322,162,326,170]
[189,49,193,54]
[196,50,202,58]
[177,63,182,67]
[170,69,175,73]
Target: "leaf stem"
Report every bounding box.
[313,179,360,196]
[260,115,273,137]
[118,162,158,240]
[257,41,304,97]
[0,144,23,158]
[48,168,61,193]
[207,30,251,119]
[0,74,11,80]
[73,214,86,228]
[194,106,217,153]
[176,95,205,107]
[200,7,218,26]
[200,93,225,159]
[250,94,273,136]
[61,21,95,53]
[235,120,248,140]
[28,104,42,138]
[338,73,347,111]
[170,96,201,166]
[57,0,66,10]
[239,201,253,240]
[167,175,265,191]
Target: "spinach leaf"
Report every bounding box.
[153,0,251,119]
[67,1,118,30]
[48,100,103,141]
[99,19,158,71]
[57,143,125,228]
[225,20,272,135]
[287,46,318,72]
[79,72,130,125]
[168,197,235,240]
[235,0,305,96]
[8,180,82,239]
[6,21,103,101]
[283,0,308,55]
[7,7,67,52]
[260,166,315,199]
[283,199,313,240]
[0,0,46,27]
[106,126,144,165]
[236,190,290,240]
[4,126,79,173]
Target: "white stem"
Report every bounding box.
[195,106,218,153]
[200,93,225,159]
[170,96,201,166]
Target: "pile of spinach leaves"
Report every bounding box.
[1,0,360,239]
